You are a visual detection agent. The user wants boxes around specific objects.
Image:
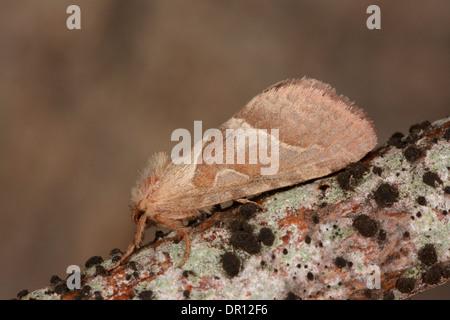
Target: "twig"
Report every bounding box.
[20,117,450,300]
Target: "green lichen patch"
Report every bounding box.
[327,225,353,242]
[426,141,450,178]
[403,266,423,280]
[181,246,224,278]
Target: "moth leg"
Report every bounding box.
[235,198,266,211]
[153,215,191,268]
[106,214,147,272]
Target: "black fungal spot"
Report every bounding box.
[416,212,422,218]
[378,229,387,241]
[229,220,254,233]
[50,275,62,286]
[257,227,275,246]
[304,235,311,245]
[423,171,443,188]
[403,231,410,238]
[183,290,190,299]
[444,186,450,194]
[285,292,300,300]
[337,162,369,191]
[230,230,261,254]
[353,214,378,237]
[110,248,122,257]
[182,270,196,278]
[229,220,261,253]
[319,184,330,192]
[404,146,421,163]
[420,120,431,130]
[442,265,450,278]
[383,290,395,300]
[372,166,383,176]
[312,214,320,224]
[221,252,241,277]
[396,277,416,293]
[337,171,352,191]
[388,132,406,148]
[81,285,91,296]
[138,290,153,300]
[418,244,438,266]
[239,202,260,219]
[364,289,372,299]
[94,265,106,277]
[417,196,427,206]
[374,183,399,207]
[409,121,431,134]
[334,257,347,269]
[283,248,288,255]
[17,289,29,299]
[404,133,419,146]
[348,162,369,180]
[423,265,442,285]
[154,230,165,242]
[128,261,138,271]
[85,256,103,268]
[53,283,69,295]
[94,291,103,300]
[444,128,450,141]
[307,272,314,281]
[73,291,85,300]
[409,124,421,134]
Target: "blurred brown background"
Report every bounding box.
[0,0,448,299]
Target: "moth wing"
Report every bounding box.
[156,77,377,211]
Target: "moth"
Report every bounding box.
[106,77,377,271]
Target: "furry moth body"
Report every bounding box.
[107,77,377,271]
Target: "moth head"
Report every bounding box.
[130,178,159,224]
[129,152,169,224]
[132,200,145,224]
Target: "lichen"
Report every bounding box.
[181,246,224,278]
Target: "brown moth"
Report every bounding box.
[107,77,377,271]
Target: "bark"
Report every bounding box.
[21,117,450,300]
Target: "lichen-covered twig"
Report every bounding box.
[20,117,449,300]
